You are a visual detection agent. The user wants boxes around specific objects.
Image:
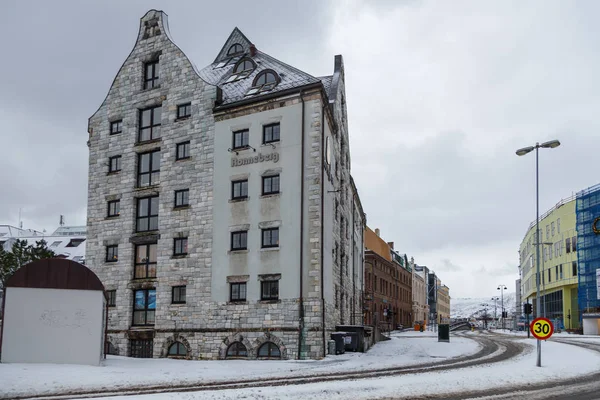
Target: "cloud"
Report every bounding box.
[438,259,462,272]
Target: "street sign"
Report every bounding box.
[530,317,554,340]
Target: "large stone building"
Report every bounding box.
[412,261,428,326]
[86,10,365,360]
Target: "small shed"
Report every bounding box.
[0,258,106,365]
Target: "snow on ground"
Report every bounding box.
[0,330,479,399]
[91,333,600,400]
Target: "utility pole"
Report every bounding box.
[497,285,507,330]
[492,297,499,328]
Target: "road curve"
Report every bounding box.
[6,332,526,400]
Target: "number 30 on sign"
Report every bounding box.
[530,317,554,340]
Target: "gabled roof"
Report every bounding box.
[199,28,323,108]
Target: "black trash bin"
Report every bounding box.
[330,332,346,354]
[344,331,359,352]
[438,324,450,342]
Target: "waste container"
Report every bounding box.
[414,324,420,331]
[343,331,359,352]
[330,332,346,354]
[328,340,336,355]
[438,324,450,342]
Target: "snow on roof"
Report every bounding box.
[1,234,86,264]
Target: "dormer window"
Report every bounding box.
[225,58,256,83]
[227,43,243,56]
[246,71,280,96]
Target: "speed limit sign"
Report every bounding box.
[530,317,554,340]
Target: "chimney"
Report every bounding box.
[387,242,394,249]
[249,44,257,57]
[375,228,380,237]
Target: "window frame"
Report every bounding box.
[233,59,255,74]
[107,200,120,217]
[106,245,118,263]
[230,282,247,302]
[132,289,156,326]
[173,237,188,256]
[168,342,188,357]
[231,231,248,251]
[262,123,280,144]
[144,61,159,90]
[134,243,157,279]
[110,120,123,135]
[171,285,186,304]
[109,155,122,173]
[138,106,162,142]
[130,339,153,358]
[106,290,116,307]
[260,280,279,301]
[136,196,159,232]
[257,341,281,359]
[137,150,161,188]
[232,129,250,150]
[174,189,189,208]
[177,103,191,119]
[226,341,248,358]
[262,175,280,195]
[261,227,279,249]
[227,43,243,56]
[176,141,190,160]
[231,179,249,200]
[248,70,279,95]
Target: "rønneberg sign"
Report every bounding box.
[232,152,279,167]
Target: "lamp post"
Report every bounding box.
[516,139,561,368]
[491,297,500,327]
[497,285,507,330]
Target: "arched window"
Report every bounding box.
[227,43,243,55]
[234,59,255,74]
[168,342,188,357]
[257,341,281,359]
[226,342,248,358]
[253,71,279,90]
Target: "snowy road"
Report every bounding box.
[2,330,600,399]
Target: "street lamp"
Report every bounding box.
[516,139,561,368]
[497,285,507,330]
[491,297,500,326]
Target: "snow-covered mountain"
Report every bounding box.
[451,293,517,319]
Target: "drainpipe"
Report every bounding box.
[320,100,326,357]
[104,300,109,359]
[298,90,306,360]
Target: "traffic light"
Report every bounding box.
[523,303,532,315]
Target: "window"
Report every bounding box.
[232,129,249,149]
[177,103,191,119]
[172,286,186,304]
[137,150,160,187]
[107,200,120,217]
[227,43,243,55]
[139,106,162,142]
[226,342,248,358]
[144,61,159,89]
[176,141,190,160]
[548,269,551,282]
[546,225,550,239]
[49,241,61,248]
[110,120,122,135]
[560,264,563,280]
[231,179,248,200]
[572,236,577,252]
[106,290,116,307]
[134,243,157,279]
[573,261,577,276]
[109,155,122,173]
[66,239,85,247]
[551,222,555,236]
[136,196,159,232]
[262,175,280,195]
[257,342,281,359]
[173,237,188,256]
[262,228,279,248]
[133,289,156,325]
[566,237,571,253]
[174,189,189,208]
[168,342,188,357]
[262,123,280,144]
[557,218,561,233]
[231,231,248,251]
[234,59,254,74]
[261,280,279,300]
[247,71,279,95]
[130,339,153,358]
[106,245,118,262]
[230,282,247,302]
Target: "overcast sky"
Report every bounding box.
[2,0,598,298]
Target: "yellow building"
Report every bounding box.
[519,195,579,329]
[437,284,451,324]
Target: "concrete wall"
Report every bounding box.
[1,288,104,365]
